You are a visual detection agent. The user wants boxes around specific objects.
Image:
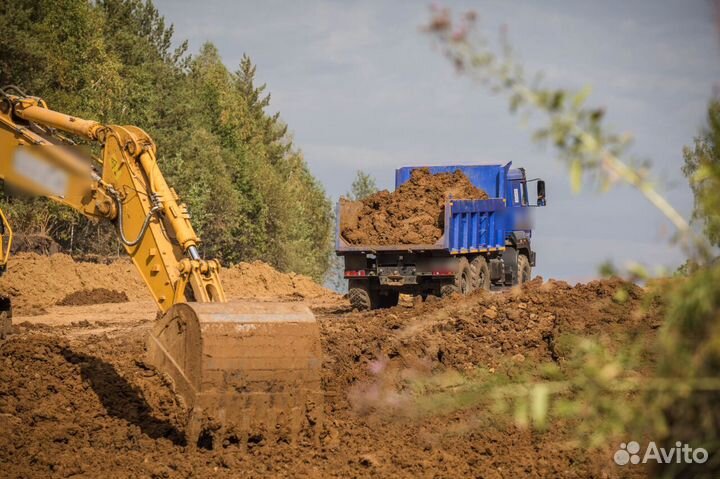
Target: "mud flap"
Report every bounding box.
[146,301,323,449]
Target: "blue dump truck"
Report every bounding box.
[336,163,546,310]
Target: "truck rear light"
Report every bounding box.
[432,270,454,277]
[344,270,367,278]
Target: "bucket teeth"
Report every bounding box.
[146,301,323,449]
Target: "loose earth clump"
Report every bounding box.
[341,168,488,246]
[57,288,129,306]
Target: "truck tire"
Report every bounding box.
[440,284,455,297]
[349,286,373,310]
[470,256,491,291]
[442,257,473,296]
[517,254,531,284]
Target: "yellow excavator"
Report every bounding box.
[0,86,323,448]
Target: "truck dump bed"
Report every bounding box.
[336,164,510,254]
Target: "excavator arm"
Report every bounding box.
[0,86,323,447]
[0,87,224,310]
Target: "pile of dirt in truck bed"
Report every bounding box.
[0,277,656,477]
[341,168,489,246]
[0,253,337,315]
[57,288,129,306]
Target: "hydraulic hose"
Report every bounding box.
[111,190,160,247]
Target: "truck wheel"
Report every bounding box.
[440,284,455,297]
[348,286,373,310]
[517,254,531,284]
[442,258,473,296]
[470,256,491,291]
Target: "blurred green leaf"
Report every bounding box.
[530,384,549,429]
[570,160,583,193]
[573,85,592,109]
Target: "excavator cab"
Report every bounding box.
[0,87,323,446]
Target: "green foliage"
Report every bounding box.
[348,170,378,200]
[0,0,331,279]
[417,8,720,472]
[683,100,720,247]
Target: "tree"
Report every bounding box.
[682,99,720,247]
[0,0,332,280]
[348,170,378,200]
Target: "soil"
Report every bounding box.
[341,168,489,246]
[57,288,129,306]
[10,234,62,255]
[0,253,337,316]
[0,253,148,315]
[0,254,657,478]
[221,260,335,301]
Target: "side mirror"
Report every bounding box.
[536,180,546,206]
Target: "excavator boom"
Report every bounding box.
[0,86,323,447]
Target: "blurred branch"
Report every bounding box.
[355,10,720,450]
[425,7,690,234]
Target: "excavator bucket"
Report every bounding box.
[146,301,323,449]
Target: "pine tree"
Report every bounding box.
[682,100,720,247]
[0,0,333,280]
[348,170,379,200]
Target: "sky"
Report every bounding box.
[154,0,720,281]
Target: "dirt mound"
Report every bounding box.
[0,277,656,477]
[221,260,335,300]
[324,278,658,382]
[341,168,488,245]
[0,253,337,315]
[57,288,129,306]
[0,253,148,315]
